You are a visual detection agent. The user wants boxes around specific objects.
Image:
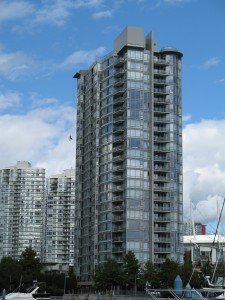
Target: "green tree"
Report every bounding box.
[123,251,140,290]
[94,258,123,291]
[140,260,161,289]
[180,261,204,288]
[0,257,22,292]
[37,272,65,296]
[19,246,42,287]
[159,259,181,288]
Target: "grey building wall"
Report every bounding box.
[74,26,183,282]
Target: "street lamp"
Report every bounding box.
[64,273,69,295]
[134,274,139,297]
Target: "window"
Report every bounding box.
[128,138,141,149]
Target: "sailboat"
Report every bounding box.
[202,199,225,299]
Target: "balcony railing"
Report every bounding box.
[113,78,125,86]
[153,69,169,75]
[154,116,170,123]
[154,226,170,232]
[154,88,169,94]
[154,107,170,113]
[112,175,124,182]
[114,57,125,67]
[113,105,125,114]
[112,185,124,192]
[112,246,124,252]
[114,116,125,123]
[153,58,169,65]
[114,87,126,96]
[154,247,171,253]
[112,205,125,212]
[113,96,125,105]
[154,135,169,142]
[114,68,125,77]
[112,215,124,222]
[154,97,169,103]
[113,126,124,133]
[154,206,170,212]
[113,145,124,153]
[113,155,124,162]
[112,195,124,202]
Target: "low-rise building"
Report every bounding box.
[184,235,225,265]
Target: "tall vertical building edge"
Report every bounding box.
[74,26,183,283]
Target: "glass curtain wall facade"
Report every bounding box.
[0,161,45,260]
[74,27,183,282]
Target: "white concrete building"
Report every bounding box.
[0,161,45,260]
[184,235,225,265]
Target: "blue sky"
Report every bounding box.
[0,0,225,233]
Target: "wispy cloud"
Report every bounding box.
[0,1,34,22]
[29,94,59,108]
[74,0,104,8]
[0,0,106,29]
[216,78,225,85]
[0,45,107,81]
[0,48,37,80]
[163,0,191,5]
[33,1,73,27]
[0,91,21,111]
[198,57,220,70]
[183,114,192,122]
[58,47,106,69]
[33,0,104,27]
[92,10,113,19]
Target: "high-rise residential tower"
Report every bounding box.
[43,169,75,272]
[0,161,45,260]
[74,26,183,282]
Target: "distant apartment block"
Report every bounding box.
[184,221,206,236]
[0,161,45,260]
[43,169,75,272]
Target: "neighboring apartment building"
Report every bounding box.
[74,26,183,282]
[0,161,45,260]
[43,169,75,272]
[184,221,206,236]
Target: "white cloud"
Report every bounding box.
[29,94,59,108]
[33,0,75,27]
[0,91,21,111]
[58,47,106,69]
[182,114,192,122]
[0,0,105,29]
[0,45,107,81]
[198,57,219,70]
[0,1,34,22]
[0,104,76,177]
[183,119,225,228]
[0,48,36,80]
[164,0,190,4]
[74,0,104,8]
[92,10,113,19]
[216,78,225,85]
